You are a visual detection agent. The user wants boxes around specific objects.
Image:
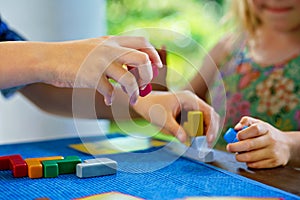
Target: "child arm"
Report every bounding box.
[185,35,234,99]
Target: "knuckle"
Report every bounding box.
[245,140,254,150]
[240,116,249,122]
[137,36,148,44]
[139,52,150,63]
[124,75,138,89]
[252,124,261,136]
[247,162,256,168]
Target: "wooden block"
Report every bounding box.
[0,155,10,170]
[224,126,248,144]
[224,128,238,143]
[127,66,154,97]
[25,156,64,179]
[42,160,59,178]
[187,111,203,137]
[166,137,214,163]
[76,158,117,178]
[0,154,27,177]
[42,156,81,178]
[9,155,28,177]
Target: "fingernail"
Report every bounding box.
[140,84,147,90]
[152,64,159,78]
[208,134,214,144]
[177,129,186,143]
[226,145,230,152]
[234,123,243,130]
[104,96,112,106]
[121,85,127,93]
[130,93,138,105]
[156,62,163,68]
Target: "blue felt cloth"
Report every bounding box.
[0,134,299,200]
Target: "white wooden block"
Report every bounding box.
[166,136,214,162]
[76,158,117,178]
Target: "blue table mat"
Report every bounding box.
[0,134,299,200]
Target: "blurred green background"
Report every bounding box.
[106,0,228,148]
[106,0,227,89]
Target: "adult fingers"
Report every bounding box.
[106,64,139,105]
[176,91,219,145]
[162,116,187,142]
[118,49,153,88]
[111,36,163,68]
[96,76,114,106]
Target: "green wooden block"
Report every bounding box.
[57,156,82,174]
[42,160,59,178]
[42,156,81,177]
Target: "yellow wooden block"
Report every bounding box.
[183,122,190,135]
[183,122,192,146]
[25,156,64,178]
[187,111,203,137]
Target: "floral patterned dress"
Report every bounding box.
[211,42,300,149]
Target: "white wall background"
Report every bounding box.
[0,0,109,144]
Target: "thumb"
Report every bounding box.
[234,116,260,130]
[164,117,187,143]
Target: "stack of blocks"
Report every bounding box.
[166,111,214,162]
[0,154,117,179]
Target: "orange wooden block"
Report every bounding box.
[25,156,64,178]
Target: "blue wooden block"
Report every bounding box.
[224,126,248,144]
[76,158,117,178]
[224,128,239,143]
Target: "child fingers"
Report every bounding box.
[227,134,269,153]
[235,148,270,163]
[246,159,284,169]
[234,116,261,130]
[237,122,269,140]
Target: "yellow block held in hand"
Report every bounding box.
[183,111,203,146]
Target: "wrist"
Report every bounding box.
[285,131,300,167]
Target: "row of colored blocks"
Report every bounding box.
[0,154,117,179]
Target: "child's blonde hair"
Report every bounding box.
[229,0,261,36]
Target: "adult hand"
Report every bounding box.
[44,36,162,106]
[227,116,292,168]
[132,90,220,146]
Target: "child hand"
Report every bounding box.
[132,90,220,145]
[226,116,291,169]
[45,36,162,106]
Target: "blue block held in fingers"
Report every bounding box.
[224,126,248,144]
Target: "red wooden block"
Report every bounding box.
[9,155,28,177]
[127,64,159,97]
[139,84,152,97]
[0,155,10,170]
[0,154,28,177]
